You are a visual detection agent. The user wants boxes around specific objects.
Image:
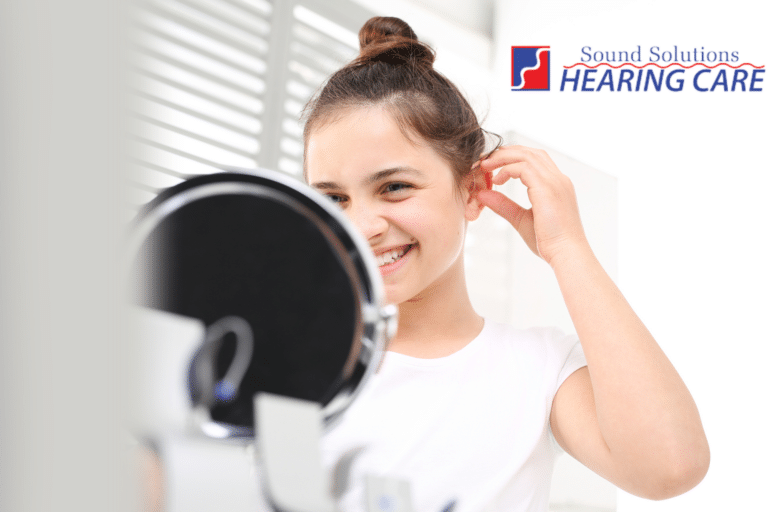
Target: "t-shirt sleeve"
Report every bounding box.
[555,334,588,391]
[547,331,588,453]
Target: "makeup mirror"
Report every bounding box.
[129,168,396,439]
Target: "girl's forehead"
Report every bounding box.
[310,106,401,142]
[305,106,446,185]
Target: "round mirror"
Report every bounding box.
[129,169,396,438]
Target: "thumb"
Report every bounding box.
[477,190,539,258]
[476,190,527,231]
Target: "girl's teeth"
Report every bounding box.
[377,245,411,267]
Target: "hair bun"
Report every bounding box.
[355,17,435,67]
[359,17,416,47]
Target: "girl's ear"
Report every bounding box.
[463,169,492,221]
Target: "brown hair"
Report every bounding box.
[302,16,498,184]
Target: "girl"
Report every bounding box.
[302,16,709,512]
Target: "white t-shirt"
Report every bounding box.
[321,319,588,512]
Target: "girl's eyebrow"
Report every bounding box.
[310,166,425,190]
[310,181,342,191]
[365,166,425,185]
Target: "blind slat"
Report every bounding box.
[137,21,266,80]
[134,68,261,118]
[135,113,257,159]
[136,46,265,99]
[145,1,269,55]
[135,91,260,138]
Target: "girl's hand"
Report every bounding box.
[475,145,589,265]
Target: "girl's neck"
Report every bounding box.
[386,259,484,359]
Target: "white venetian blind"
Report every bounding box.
[129,0,371,209]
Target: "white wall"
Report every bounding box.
[0,1,130,511]
[488,0,768,511]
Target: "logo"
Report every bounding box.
[511,46,550,91]
[508,45,764,93]
[559,46,764,92]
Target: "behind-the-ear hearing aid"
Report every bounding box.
[189,315,254,409]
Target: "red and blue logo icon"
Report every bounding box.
[511,46,550,90]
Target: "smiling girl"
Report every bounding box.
[303,16,709,512]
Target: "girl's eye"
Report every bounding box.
[383,182,412,194]
[326,194,348,206]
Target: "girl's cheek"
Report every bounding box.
[390,202,431,228]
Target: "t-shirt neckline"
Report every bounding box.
[380,318,492,369]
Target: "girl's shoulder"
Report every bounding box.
[481,320,586,386]
[484,319,579,353]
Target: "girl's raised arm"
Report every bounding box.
[477,146,709,499]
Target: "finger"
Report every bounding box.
[481,146,561,182]
[491,161,548,191]
[479,145,535,171]
[477,190,540,257]
[491,163,523,185]
[476,190,528,231]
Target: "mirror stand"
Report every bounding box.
[255,393,416,512]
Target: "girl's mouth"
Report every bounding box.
[376,243,416,274]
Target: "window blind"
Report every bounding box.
[129,0,372,209]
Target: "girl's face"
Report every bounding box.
[305,106,477,305]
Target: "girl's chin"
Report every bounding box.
[382,283,422,307]
[382,291,402,306]
[382,284,406,306]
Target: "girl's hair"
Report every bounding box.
[302,16,498,184]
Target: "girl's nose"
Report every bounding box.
[346,202,387,243]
